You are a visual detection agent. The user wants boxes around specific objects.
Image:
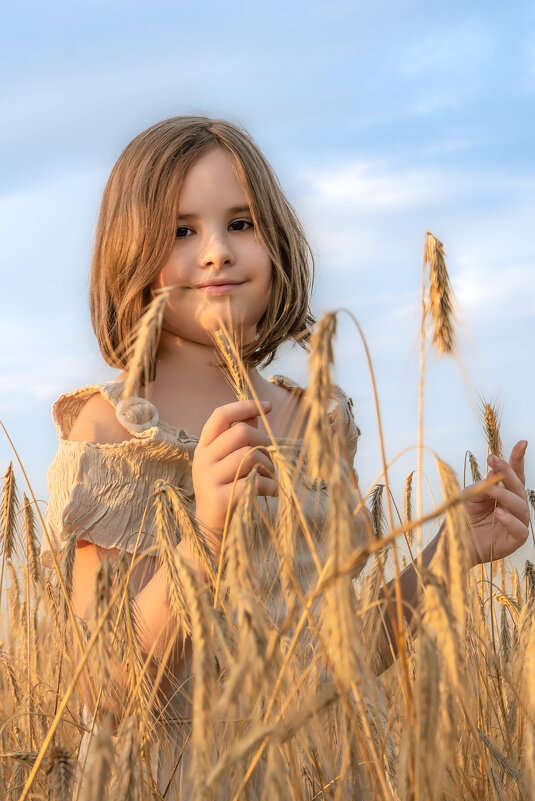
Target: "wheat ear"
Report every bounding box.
[435,457,470,635]
[21,494,40,586]
[368,483,386,539]
[479,397,504,459]
[114,715,141,801]
[46,745,74,801]
[302,312,337,484]
[424,232,455,355]
[211,316,248,401]
[120,285,172,404]
[80,717,114,801]
[468,451,483,483]
[179,555,216,801]
[1,464,19,611]
[152,481,191,643]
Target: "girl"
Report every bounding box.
[40,116,529,800]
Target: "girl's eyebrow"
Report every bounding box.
[177,204,251,220]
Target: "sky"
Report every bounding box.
[1,0,534,569]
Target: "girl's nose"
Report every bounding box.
[199,232,234,268]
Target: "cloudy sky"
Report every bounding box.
[1,0,534,566]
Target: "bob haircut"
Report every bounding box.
[90,115,317,379]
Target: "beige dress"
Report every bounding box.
[41,373,366,800]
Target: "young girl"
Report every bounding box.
[40,116,529,800]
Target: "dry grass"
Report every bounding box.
[0,238,533,800]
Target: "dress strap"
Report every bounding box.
[51,379,160,440]
[100,380,160,435]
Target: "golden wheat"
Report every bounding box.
[424,231,455,355]
[0,236,533,800]
[480,397,504,459]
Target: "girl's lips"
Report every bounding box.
[196,282,244,295]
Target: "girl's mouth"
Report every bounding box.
[196,283,244,295]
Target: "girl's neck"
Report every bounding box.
[153,328,264,395]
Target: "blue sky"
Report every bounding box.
[1,0,534,566]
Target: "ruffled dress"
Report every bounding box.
[40,374,366,800]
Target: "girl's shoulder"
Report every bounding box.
[51,373,360,459]
[268,373,361,462]
[51,378,160,445]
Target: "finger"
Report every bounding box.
[487,456,525,496]
[227,473,280,505]
[486,484,530,526]
[509,440,527,485]
[494,506,529,545]
[199,400,272,447]
[255,473,280,498]
[217,447,277,484]
[209,421,275,464]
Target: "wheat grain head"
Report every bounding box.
[1,462,19,563]
[479,397,504,459]
[424,232,455,355]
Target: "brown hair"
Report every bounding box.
[90,115,316,374]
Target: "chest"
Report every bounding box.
[146,378,309,441]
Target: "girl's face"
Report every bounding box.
[152,147,273,347]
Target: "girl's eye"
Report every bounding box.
[229,219,253,232]
[176,226,193,238]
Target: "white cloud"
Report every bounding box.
[297,160,447,211]
[455,263,535,320]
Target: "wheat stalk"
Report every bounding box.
[320,455,362,689]
[211,316,248,402]
[112,554,153,734]
[21,494,40,587]
[527,488,535,518]
[113,715,141,801]
[1,462,19,562]
[403,471,414,549]
[0,650,21,704]
[424,232,455,355]
[177,555,216,801]
[46,745,74,801]
[479,397,504,459]
[525,560,535,601]
[152,481,191,641]
[302,312,337,484]
[119,285,172,404]
[435,457,470,635]
[80,717,114,801]
[272,449,298,602]
[1,463,19,619]
[92,559,114,695]
[468,451,483,483]
[368,484,386,539]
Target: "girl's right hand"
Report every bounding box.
[192,399,279,539]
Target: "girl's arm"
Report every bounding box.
[71,534,207,727]
[374,526,443,673]
[68,394,278,728]
[374,442,529,674]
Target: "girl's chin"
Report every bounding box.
[197,306,246,332]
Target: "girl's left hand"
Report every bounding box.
[463,440,530,567]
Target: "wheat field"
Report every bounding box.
[0,233,534,800]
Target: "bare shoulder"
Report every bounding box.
[260,376,309,440]
[67,391,133,445]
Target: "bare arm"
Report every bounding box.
[68,395,216,726]
[373,525,444,674]
[374,442,530,674]
[67,392,276,728]
[71,531,213,726]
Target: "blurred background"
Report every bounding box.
[1,0,533,566]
